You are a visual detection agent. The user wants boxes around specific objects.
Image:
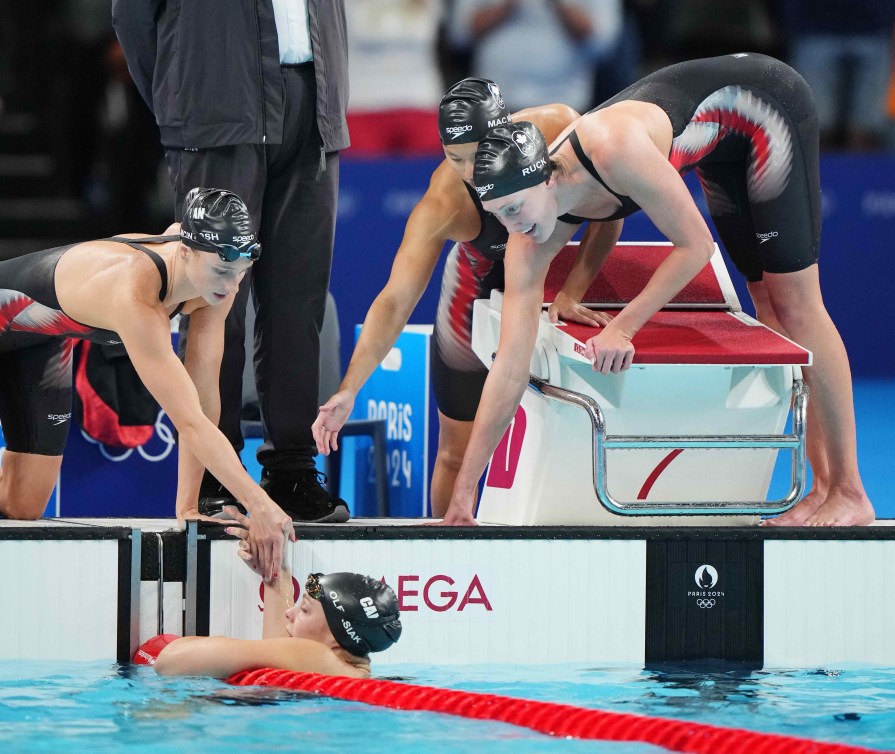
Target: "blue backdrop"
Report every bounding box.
[330,153,895,380]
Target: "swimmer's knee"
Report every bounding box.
[0,494,49,520]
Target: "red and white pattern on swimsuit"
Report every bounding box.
[0,289,93,339]
[669,85,794,205]
[434,244,495,372]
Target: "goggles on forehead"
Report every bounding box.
[305,573,325,601]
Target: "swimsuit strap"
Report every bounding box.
[107,235,180,302]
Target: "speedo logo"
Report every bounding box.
[48,413,72,426]
[232,234,255,243]
[446,124,473,139]
[522,158,547,176]
[487,115,510,128]
[756,231,779,244]
[476,184,494,198]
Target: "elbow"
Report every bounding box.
[697,238,715,266]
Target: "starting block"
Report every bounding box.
[471,242,812,526]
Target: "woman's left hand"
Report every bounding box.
[224,506,261,574]
[584,327,635,374]
[547,292,614,327]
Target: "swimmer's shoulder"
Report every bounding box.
[515,103,581,142]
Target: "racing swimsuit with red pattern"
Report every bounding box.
[431,182,509,421]
[0,236,182,454]
[554,52,821,283]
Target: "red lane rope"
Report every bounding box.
[227,669,873,754]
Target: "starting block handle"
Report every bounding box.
[528,376,809,516]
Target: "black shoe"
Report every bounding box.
[197,472,247,518]
[261,468,350,523]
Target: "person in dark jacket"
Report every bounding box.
[112,0,351,523]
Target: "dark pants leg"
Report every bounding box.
[165,64,337,492]
[165,145,266,456]
[255,65,338,471]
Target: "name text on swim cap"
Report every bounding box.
[521,158,547,176]
[487,116,510,128]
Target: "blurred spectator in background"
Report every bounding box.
[446,0,622,113]
[663,0,779,61]
[345,0,445,156]
[91,39,163,230]
[782,0,895,152]
[590,0,651,104]
[56,0,113,203]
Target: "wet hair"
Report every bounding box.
[179,187,260,261]
[438,77,512,146]
[310,572,402,657]
[473,122,552,202]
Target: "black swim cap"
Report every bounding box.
[180,187,261,262]
[473,122,551,202]
[307,572,402,657]
[438,77,512,145]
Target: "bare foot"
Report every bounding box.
[805,492,875,527]
[762,490,825,527]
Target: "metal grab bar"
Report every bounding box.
[528,375,808,516]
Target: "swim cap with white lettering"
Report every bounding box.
[438,77,512,145]
[473,122,551,202]
[312,572,402,657]
[180,187,261,261]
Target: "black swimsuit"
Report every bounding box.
[0,235,185,455]
[555,53,821,282]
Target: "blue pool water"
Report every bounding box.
[1,662,892,753]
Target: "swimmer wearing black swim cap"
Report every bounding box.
[151,516,401,678]
[473,122,552,203]
[180,187,261,262]
[305,572,402,656]
[438,77,512,146]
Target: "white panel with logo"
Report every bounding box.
[208,538,646,666]
[471,242,812,526]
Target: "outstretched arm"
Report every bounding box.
[577,116,716,372]
[153,636,343,678]
[115,300,293,582]
[176,302,226,520]
[441,222,577,525]
[313,171,473,454]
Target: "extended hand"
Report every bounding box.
[547,292,613,328]
[312,389,356,455]
[584,328,635,374]
[242,499,295,582]
[224,507,261,574]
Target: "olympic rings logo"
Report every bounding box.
[80,409,176,463]
[696,599,716,609]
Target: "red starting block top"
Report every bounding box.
[561,312,811,366]
[543,243,728,307]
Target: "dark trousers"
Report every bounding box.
[166,64,339,473]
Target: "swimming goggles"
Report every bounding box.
[305,573,325,601]
[212,241,261,263]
